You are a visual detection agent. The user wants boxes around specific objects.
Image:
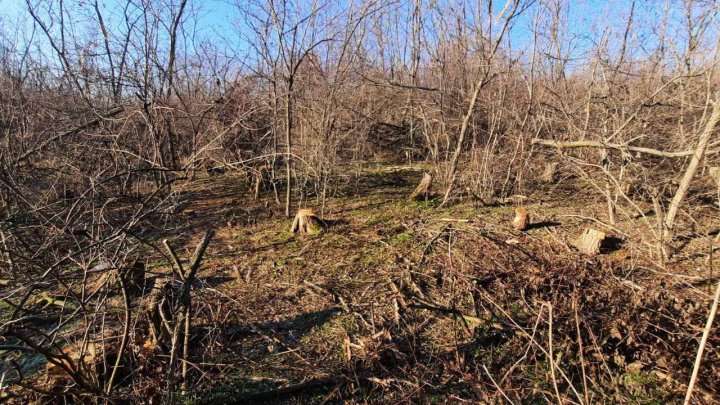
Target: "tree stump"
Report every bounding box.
[90,261,146,298]
[290,208,326,235]
[253,160,271,200]
[408,172,432,201]
[46,342,99,379]
[708,166,720,184]
[541,162,558,182]
[512,207,530,231]
[575,228,606,255]
[120,261,146,297]
[144,278,179,352]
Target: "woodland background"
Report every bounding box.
[1,0,720,403]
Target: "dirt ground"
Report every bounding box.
[119,166,714,404]
[9,167,720,403]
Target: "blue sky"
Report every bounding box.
[0,0,238,42]
[0,0,714,73]
[0,0,636,47]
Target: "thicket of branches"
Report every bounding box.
[2,0,720,402]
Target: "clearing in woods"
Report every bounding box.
[119,167,718,403]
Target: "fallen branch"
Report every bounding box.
[532,138,720,158]
[410,297,505,330]
[218,375,346,404]
[684,272,720,404]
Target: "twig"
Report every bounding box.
[548,304,563,404]
[435,218,472,223]
[420,224,449,264]
[476,288,585,404]
[574,297,590,405]
[544,227,572,252]
[214,375,346,404]
[14,106,124,165]
[684,267,720,404]
[164,230,215,401]
[483,365,515,405]
[106,270,131,395]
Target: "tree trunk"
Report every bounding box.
[665,97,720,234]
[441,0,519,204]
[285,83,294,218]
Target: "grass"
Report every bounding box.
[622,371,672,404]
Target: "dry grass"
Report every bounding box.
[5,167,720,403]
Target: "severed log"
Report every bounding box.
[532,138,720,158]
[575,228,606,255]
[408,172,432,201]
[144,278,178,352]
[512,207,530,231]
[290,208,326,235]
[146,230,215,352]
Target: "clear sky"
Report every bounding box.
[0,0,640,46]
[0,0,713,73]
[0,0,239,43]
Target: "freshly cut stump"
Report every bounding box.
[46,342,99,379]
[290,208,326,235]
[408,173,432,201]
[575,228,606,255]
[512,207,530,231]
[541,162,558,182]
[709,166,720,184]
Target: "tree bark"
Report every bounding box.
[575,228,606,255]
[285,86,293,218]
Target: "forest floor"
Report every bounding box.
[9,165,720,403]
[150,166,719,404]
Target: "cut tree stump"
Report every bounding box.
[708,166,720,185]
[144,278,178,351]
[46,342,99,378]
[512,207,530,231]
[120,261,146,297]
[290,208,326,235]
[541,162,558,182]
[90,261,146,298]
[408,173,432,201]
[575,228,606,255]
